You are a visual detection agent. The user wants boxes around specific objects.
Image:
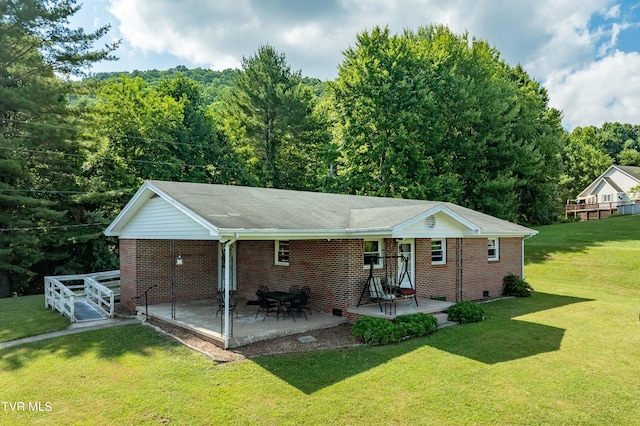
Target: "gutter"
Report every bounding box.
[521,232,537,280]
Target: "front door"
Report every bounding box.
[397,239,415,288]
[217,242,237,291]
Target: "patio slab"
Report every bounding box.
[347,297,454,319]
[136,298,347,348]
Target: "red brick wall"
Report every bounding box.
[412,237,523,302]
[414,238,459,301]
[236,239,367,316]
[119,239,217,310]
[120,236,523,315]
[460,238,522,300]
[119,239,137,310]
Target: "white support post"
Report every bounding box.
[222,238,236,349]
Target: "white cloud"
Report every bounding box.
[545,50,640,129]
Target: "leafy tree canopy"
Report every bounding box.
[330,25,565,223]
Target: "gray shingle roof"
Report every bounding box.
[146,180,534,235]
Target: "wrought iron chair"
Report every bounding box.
[215,290,238,337]
[284,296,307,322]
[298,286,312,315]
[215,291,238,318]
[255,286,278,320]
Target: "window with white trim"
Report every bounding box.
[602,194,612,202]
[431,239,446,265]
[275,240,289,265]
[488,238,499,261]
[363,240,383,268]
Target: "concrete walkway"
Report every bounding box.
[0,318,139,350]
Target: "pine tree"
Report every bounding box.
[0,0,117,295]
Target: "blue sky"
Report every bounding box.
[69,0,640,130]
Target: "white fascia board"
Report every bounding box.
[577,165,615,198]
[148,182,220,237]
[104,181,220,238]
[392,204,480,236]
[104,182,155,236]
[220,227,393,241]
[464,230,539,238]
[619,167,640,183]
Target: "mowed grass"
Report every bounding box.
[0,294,69,342]
[1,215,640,425]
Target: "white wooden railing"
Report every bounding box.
[44,276,80,321]
[44,270,120,322]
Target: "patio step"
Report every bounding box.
[432,312,457,329]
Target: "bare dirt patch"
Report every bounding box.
[146,320,360,362]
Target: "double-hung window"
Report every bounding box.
[275,240,289,266]
[431,239,446,265]
[488,238,499,261]
[363,240,383,268]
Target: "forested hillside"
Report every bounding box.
[1,0,639,296]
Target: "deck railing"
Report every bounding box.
[44,270,120,322]
[44,276,79,321]
[564,202,620,212]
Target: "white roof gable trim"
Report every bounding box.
[577,165,640,199]
[390,204,480,238]
[104,181,220,239]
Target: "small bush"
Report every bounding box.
[395,313,438,337]
[447,301,484,324]
[352,313,438,345]
[503,273,534,297]
[352,316,397,345]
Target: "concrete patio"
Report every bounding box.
[136,296,455,348]
[136,297,348,348]
[347,297,454,319]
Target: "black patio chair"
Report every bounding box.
[284,296,307,322]
[215,291,238,318]
[299,286,312,315]
[255,288,278,321]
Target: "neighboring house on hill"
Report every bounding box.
[105,181,537,344]
[565,165,640,220]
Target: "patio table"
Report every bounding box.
[262,291,298,319]
[263,291,298,303]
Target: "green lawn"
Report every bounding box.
[1,216,639,425]
[0,294,69,343]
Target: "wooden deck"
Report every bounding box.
[565,202,618,221]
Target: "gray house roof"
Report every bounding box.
[104,180,537,240]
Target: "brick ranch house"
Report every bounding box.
[105,180,537,338]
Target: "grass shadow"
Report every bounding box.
[0,324,180,371]
[425,292,593,365]
[253,292,593,394]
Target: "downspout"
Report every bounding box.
[522,233,536,280]
[221,237,237,350]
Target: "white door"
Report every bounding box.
[217,242,237,291]
[397,239,414,288]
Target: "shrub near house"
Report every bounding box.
[352,313,438,345]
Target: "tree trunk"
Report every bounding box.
[0,269,11,298]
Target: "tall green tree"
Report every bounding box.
[560,126,614,203]
[0,0,117,296]
[219,45,325,189]
[156,74,241,184]
[331,25,564,223]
